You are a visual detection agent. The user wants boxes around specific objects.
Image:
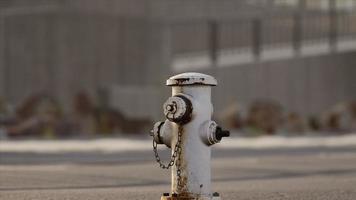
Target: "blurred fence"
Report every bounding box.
[0,0,355,119]
[170,5,356,70]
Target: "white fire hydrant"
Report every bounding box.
[151,72,230,200]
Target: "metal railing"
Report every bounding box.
[170,2,356,63]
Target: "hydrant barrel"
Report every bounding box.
[167,73,216,196]
[152,72,228,200]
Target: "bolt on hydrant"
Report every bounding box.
[150,72,230,200]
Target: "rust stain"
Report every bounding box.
[161,196,195,200]
[174,126,198,200]
[169,121,201,200]
[175,87,183,93]
[161,193,202,200]
[179,126,188,193]
[175,78,191,83]
[169,77,213,86]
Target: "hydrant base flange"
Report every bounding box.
[160,194,221,200]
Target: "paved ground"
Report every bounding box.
[1,146,356,200]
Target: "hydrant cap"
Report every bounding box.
[166,72,217,86]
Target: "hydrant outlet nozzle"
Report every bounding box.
[201,121,229,145]
[152,120,173,148]
[163,95,192,124]
[152,121,165,144]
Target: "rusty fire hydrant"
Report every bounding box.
[151,72,230,200]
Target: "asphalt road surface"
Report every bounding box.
[1,147,356,200]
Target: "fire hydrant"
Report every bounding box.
[151,72,230,200]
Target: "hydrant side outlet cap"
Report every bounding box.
[166,72,217,86]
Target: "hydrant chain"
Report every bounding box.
[152,126,183,170]
[175,126,184,191]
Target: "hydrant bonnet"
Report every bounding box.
[166,72,217,86]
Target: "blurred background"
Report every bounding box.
[1,1,356,200]
[0,0,355,139]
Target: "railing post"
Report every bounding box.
[252,18,262,60]
[293,13,302,55]
[208,21,218,66]
[0,15,6,98]
[293,0,305,56]
[329,0,337,52]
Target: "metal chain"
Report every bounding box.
[152,126,184,190]
[175,126,183,191]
